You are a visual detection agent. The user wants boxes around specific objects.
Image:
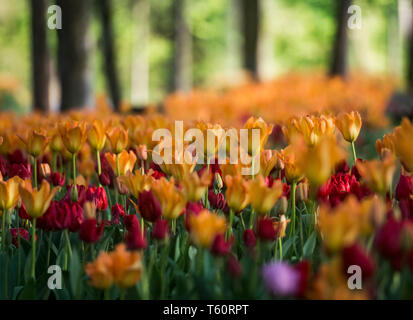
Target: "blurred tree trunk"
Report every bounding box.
[172,0,192,92]
[330,0,352,77]
[30,0,50,112]
[407,2,413,94]
[241,0,260,80]
[57,0,93,111]
[130,0,150,108]
[98,0,121,111]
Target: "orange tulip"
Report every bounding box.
[298,136,346,187]
[248,175,283,215]
[18,179,58,218]
[189,210,226,248]
[117,170,152,199]
[243,117,274,156]
[194,121,225,160]
[18,129,49,157]
[225,174,250,212]
[87,119,107,151]
[106,126,128,154]
[85,243,143,289]
[58,120,87,154]
[356,154,396,195]
[335,111,362,143]
[318,196,361,252]
[393,118,413,172]
[0,176,22,213]
[151,177,187,220]
[105,150,137,176]
[181,170,211,202]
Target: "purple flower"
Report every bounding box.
[261,262,299,296]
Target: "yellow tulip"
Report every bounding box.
[18,179,58,218]
[0,176,22,213]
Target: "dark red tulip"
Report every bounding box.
[243,229,257,248]
[49,171,65,186]
[111,203,126,225]
[341,243,375,280]
[227,254,242,277]
[78,219,105,243]
[126,227,147,250]
[396,175,413,201]
[208,191,226,210]
[138,190,162,222]
[211,234,233,256]
[10,228,30,248]
[257,217,277,241]
[151,219,169,240]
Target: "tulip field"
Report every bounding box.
[1,74,413,300]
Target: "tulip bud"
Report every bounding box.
[79,219,105,243]
[83,201,96,220]
[136,144,148,161]
[70,184,79,202]
[115,177,129,195]
[40,163,51,179]
[243,229,257,248]
[277,196,288,215]
[275,157,284,171]
[99,172,111,186]
[211,234,233,256]
[111,203,125,225]
[296,181,308,202]
[126,227,147,250]
[257,217,277,241]
[151,219,169,240]
[50,171,65,186]
[227,254,242,277]
[138,190,162,222]
[215,172,223,190]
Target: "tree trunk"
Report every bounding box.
[406,0,413,94]
[57,0,93,111]
[130,0,150,107]
[241,0,260,80]
[330,0,352,77]
[30,0,50,112]
[98,0,122,111]
[172,0,192,92]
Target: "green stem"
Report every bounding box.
[46,231,52,267]
[72,153,77,185]
[227,208,234,240]
[279,237,283,261]
[289,181,297,238]
[299,208,304,258]
[17,211,21,285]
[65,229,73,260]
[31,218,37,280]
[33,156,38,188]
[240,211,246,230]
[1,212,5,251]
[116,153,120,177]
[351,141,357,166]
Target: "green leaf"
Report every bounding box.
[69,249,83,299]
[303,231,317,258]
[18,278,36,300]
